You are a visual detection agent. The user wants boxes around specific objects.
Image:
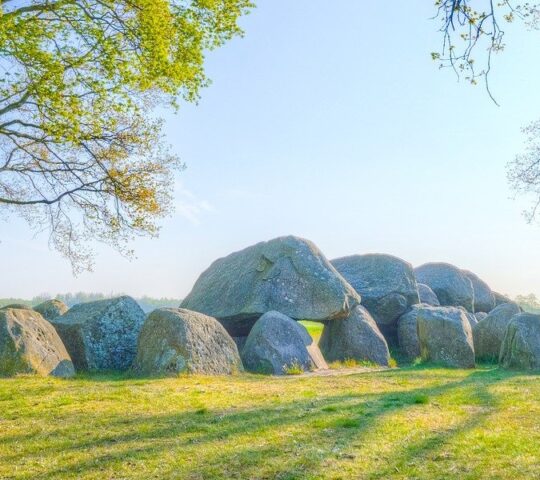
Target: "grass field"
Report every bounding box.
[299,320,324,343]
[0,365,539,479]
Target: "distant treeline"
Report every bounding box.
[514,294,540,314]
[2,292,540,315]
[0,293,182,313]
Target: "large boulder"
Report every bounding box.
[414,263,474,312]
[241,311,327,375]
[319,305,390,366]
[462,270,496,313]
[181,236,360,336]
[397,304,426,361]
[500,313,540,370]
[34,299,69,322]
[494,292,514,307]
[418,284,440,306]
[331,254,419,344]
[51,296,145,371]
[416,306,475,368]
[473,303,521,361]
[133,308,243,376]
[460,308,478,328]
[0,308,74,377]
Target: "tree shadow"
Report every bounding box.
[0,366,532,479]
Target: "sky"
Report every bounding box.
[2,1,540,300]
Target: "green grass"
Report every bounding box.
[283,360,305,375]
[329,358,378,369]
[0,366,539,479]
[299,320,324,343]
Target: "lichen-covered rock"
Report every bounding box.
[331,254,419,344]
[463,270,496,313]
[133,308,243,376]
[418,284,440,306]
[416,306,475,368]
[181,236,360,336]
[241,311,327,375]
[319,305,390,366]
[397,304,426,361]
[415,263,474,312]
[473,303,521,361]
[500,313,540,370]
[34,299,69,322]
[51,296,145,371]
[0,308,74,377]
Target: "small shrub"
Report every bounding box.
[195,407,209,415]
[283,360,304,375]
[388,357,398,368]
[328,360,344,370]
[412,356,424,366]
[329,358,380,369]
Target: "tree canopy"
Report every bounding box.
[432,0,539,102]
[433,1,540,225]
[0,0,252,272]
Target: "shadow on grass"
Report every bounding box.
[0,366,534,479]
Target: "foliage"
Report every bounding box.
[432,1,539,102]
[283,360,304,375]
[328,358,382,369]
[0,297,33,308]
[0,366,538,478]
[514,292,540,313]
[507,121,540,226]
[0,0,253,272]
[0,293,182,312]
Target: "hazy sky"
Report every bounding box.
[2,1,540,300]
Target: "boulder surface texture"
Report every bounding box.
[473,303,521,361]
[319,305,390,366]
[51,296,145,371]
[463,270,496,313]
[241,311,327,374]
[415,263,474,312]
[494,292,513,307]
[331,254,419,343]
[133,308,243,375]
[416,306,475,368]
[182,236,360,336]
[34,299,69,322]
[0,308,75,377]
[499,313,540,370]
[418,284,440,306]
[397,304,427,361]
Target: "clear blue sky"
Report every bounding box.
[2,1,540,300]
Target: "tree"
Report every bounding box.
[0,0,252,272]
[433,1,540,224]
[515,293,540,312]
[432,1,540,102]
